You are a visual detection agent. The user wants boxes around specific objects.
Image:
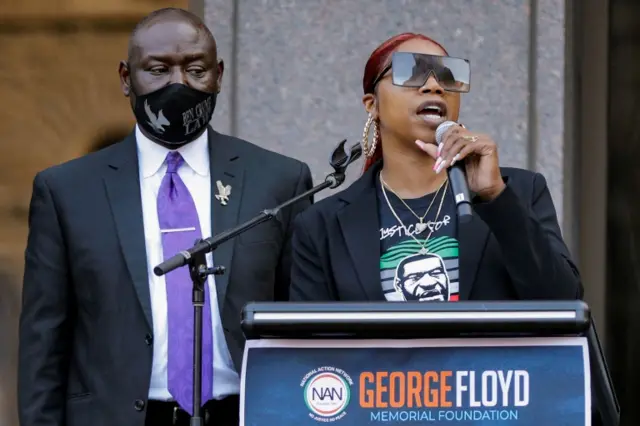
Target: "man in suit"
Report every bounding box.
[18,8,313,426]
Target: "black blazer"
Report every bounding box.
[290,161,582,302]
[18,127,313,426]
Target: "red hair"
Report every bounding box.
[362,33,448,172]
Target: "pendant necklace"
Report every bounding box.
[380,174,446,234]
[380,172,449,255]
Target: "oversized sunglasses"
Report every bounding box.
[372,52,471,93]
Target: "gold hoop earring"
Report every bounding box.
[361,114,380,158]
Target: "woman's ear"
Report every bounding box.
[362,93,377,118]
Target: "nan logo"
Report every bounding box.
[301,367,353,422]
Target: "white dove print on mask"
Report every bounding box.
[144,100,171,133]
[133,83,217,146]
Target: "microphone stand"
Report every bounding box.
[153,139,362,426]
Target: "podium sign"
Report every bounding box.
[240,337,591,426]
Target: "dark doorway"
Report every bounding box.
[606,0,640,423]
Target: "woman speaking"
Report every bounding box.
[289,32,582,302]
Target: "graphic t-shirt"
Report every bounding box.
[376,175,460,302]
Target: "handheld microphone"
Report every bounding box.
[435,121,473,223]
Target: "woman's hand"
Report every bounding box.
[416,125,506,201]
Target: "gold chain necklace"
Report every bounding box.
[380,173,449,255]
[380,174,446,234]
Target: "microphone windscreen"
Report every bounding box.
[435,121,458,145]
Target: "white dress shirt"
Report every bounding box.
[136,125,240,401]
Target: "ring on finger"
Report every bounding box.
[462,135,479,142]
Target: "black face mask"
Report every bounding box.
[132,83,217,146]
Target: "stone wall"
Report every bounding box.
[203,0,568,229]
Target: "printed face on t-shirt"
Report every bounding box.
[394,253,450,301]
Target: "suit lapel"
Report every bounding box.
[208,128,244,307]
[457,208,491,300]
[103,132,153,329]
[336,165,385,301]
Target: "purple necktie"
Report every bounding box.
[157,151,213,415]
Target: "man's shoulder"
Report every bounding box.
[219,133,307,175]
[35,140,125,187]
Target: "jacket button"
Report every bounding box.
[134,399,145,411]
[145,333,153,346]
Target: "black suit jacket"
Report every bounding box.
[288,161,601,422]
[290,161,582,302]
[18,127,313,426]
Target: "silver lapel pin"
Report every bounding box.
[215,180,231,206]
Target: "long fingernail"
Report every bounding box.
[433,157,442,171]
[451,154,460,166]
[416,139,426,149]
[436,159,447,174]
[437,143,443,156]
